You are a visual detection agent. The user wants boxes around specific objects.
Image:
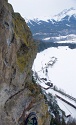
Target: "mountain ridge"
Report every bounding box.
[26,8,76,42]
[26,7,76,23]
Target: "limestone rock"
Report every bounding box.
[0,0,51,125]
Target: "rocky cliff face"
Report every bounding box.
[0,0,50,125]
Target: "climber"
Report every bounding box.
[24,112,38,125]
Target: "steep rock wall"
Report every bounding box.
[0,0,50,125]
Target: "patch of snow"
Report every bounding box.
[53,8,76,21]
[43,37,51,41]
[28,20,35,26]
[57,40,76,43]
[57,98,76,118]
[52,34,76,43]
[66,24,71,27]
[33,32,49,36]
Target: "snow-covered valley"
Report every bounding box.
[28,7,76,121]
[32,46,76,118]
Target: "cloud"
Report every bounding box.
[8,0,76,19]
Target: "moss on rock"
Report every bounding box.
[0,0,51,125]
[13,13,32,46]
[12,12,37,73]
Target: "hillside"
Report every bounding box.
[0,0,50,125]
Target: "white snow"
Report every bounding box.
[53,8,76,21]
[47,88,76,118]
[57,40,76,43]
[32,46,76,118]
[33,46,76,97]
[26,17,52,23]
[42,34,76,42]
[33,32,48,36]
[57,98,76,118]
[66,24,71,27]
[43,37,51,41]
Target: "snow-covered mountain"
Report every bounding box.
[53,7,76,21]
[26,8,76,42]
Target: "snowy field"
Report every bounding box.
[33,46,76,98]
[32,46,76,118]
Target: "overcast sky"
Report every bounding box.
[8,0,76,19]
